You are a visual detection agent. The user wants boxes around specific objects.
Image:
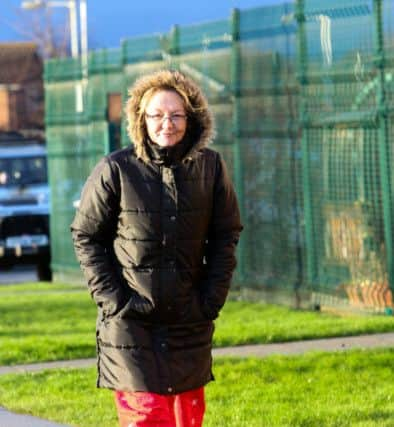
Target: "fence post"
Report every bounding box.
[121,40,134,148]
[295,0,318,286]
[170,24,180,56]
[231,8,246,283]
[373,0,394,299]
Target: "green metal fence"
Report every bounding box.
[45,0,394,314]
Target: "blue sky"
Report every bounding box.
[1,0,285,49]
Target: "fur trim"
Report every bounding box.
[124,69,215,163]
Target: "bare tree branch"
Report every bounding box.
[4,1,70,59]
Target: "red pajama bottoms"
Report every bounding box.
[114,387,205,427]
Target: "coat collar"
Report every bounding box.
[146,137,197,166]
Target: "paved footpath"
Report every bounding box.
[1,332,393,427]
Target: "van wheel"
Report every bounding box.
[37,261,52,281]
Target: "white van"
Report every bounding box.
[0,133,51,280]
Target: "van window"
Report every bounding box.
[0,156,47,186]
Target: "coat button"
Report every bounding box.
[168,387,173,393]
[170,215,176,221]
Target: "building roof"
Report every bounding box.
[0,42,43,85]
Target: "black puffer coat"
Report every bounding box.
[71,75,242,395]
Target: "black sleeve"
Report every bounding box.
[201,152,243,319]
[70,157,127,317]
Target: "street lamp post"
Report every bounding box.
[79,0,88,112]
[21,0,88,111]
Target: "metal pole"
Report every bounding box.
[231,8,246,283]
[67,0,83,113]
[68,0,79,57]
[373,0,394,303]
[79,0,88,74]
[295,0,317,286]
[79,0,88,113]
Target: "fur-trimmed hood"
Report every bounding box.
[125,69,215,164]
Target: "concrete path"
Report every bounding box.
[1,332,393,427]
[213,332,394,357]
[0,406,68,427]
[1,332,393,377]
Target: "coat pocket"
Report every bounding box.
[178,288,209,323]
[118,290,154,319]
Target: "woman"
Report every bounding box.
[71,69,242,427]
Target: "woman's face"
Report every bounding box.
[144,90,187,147]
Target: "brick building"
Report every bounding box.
[0,43,44,133]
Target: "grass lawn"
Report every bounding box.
[0,349,393,427]
[0,283,393,366]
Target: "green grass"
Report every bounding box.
[0,285,96,365]
[0,283,393,365]
[0,282,84,293]
[215,300,394,346]
[0,349,393,426]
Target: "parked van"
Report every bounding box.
[0,133,51,280]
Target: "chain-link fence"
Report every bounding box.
[45,0,394,314]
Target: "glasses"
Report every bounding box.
[145,113,187,125]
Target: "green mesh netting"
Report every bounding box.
[44,0,394,313]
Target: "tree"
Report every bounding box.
[11,4,70,59]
